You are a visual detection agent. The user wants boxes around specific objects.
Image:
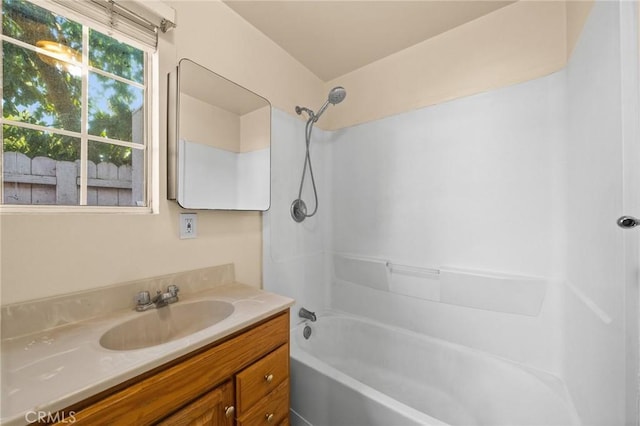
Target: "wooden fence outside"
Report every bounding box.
[2,151,143,206]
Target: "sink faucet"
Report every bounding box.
[299,307,316,322]
[135,285,179,311]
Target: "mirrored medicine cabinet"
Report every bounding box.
[168,59,271,210]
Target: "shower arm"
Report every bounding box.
[295,106,316,121]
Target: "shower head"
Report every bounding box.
[327,86,346,105]
[314,87,347,122]
[296,86,347,123]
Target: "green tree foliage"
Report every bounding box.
[2,0,144,166]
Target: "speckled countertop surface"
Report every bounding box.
[1,283,294,425]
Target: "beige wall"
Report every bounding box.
[172,0,324,117]
[180,98,270,153]
[322,0,593,130]
[0,0,323,305]
[241,106,271,153]
[181,94,241,152]
[0,0,594,305]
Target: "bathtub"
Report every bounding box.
[289,313,580,426]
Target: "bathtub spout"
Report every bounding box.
[299,307,317,322]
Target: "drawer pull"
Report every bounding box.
[264,373,274,383]
[224,406,235,418]
[265,413,275,423]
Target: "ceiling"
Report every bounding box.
[223,1,515,81]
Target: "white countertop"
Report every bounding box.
[0,283,294,425]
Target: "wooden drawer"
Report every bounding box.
[237,379,289,426]
[236,343,289,415]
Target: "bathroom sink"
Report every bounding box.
[100,300,234,351]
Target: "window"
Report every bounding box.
[1,0,156,209]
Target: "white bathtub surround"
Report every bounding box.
[333,253,549,316]
[267,71,568,372]
[264,0,638,424]
[291,314,580,426]
[263,109,333,326]
[563,1,638,424]
[328,71,566,279]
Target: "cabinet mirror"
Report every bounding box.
[168,59,271,210]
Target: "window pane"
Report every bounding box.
[3,125,80,205]
[89,29,144,84]
[88,73,144,143]
[2,0,82,52]
[1,1,149,209]
[3,41,82,132]
[87,141,145,206]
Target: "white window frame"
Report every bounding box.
[0,0,160,214]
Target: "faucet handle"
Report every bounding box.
[135,291,151,305]
[167,285,179,297]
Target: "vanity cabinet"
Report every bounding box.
[53,310,290,426]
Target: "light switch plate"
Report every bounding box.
[179,213,197,239]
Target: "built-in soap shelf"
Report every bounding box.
[333,253,548,317]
